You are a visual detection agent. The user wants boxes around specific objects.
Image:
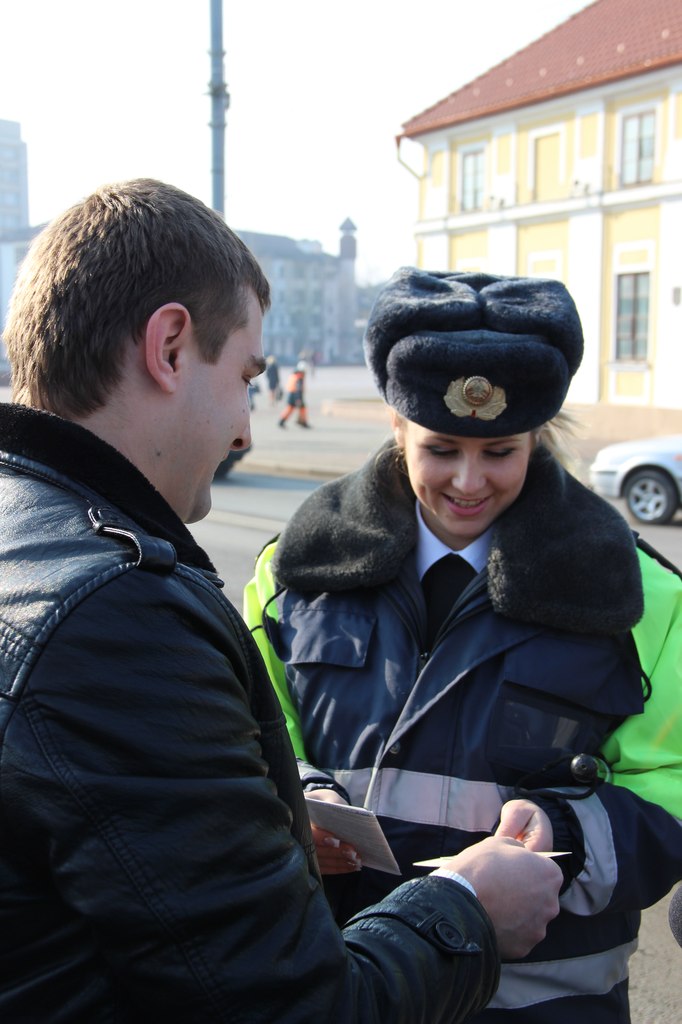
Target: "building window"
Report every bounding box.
[621,112,655,185]
[461,150,485,211]
[616,272,649,360]
[533,132,561,201]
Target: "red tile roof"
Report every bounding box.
[400,0,682,139]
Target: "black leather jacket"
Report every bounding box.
[0,403,499,1023]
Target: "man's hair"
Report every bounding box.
[3,178,271,416]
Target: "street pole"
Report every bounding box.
[209,0,229,216]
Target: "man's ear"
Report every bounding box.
[143,303,193,394]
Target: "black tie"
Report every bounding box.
[422,554,477,649]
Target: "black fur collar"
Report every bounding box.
[272,442,643,635]
[0,403,215,573]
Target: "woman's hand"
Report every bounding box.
[306,788,362,875]
[495,798,554,852]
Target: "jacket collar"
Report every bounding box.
[0,403,215,572]
[272,441,644,635]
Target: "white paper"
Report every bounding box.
[305,797,401,875]
[413,851,570,868]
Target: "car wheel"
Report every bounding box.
[624,469,678,525]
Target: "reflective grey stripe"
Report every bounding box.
[330,768,373,807]
[330,767,508,832]
[489,940,637,1009]
[560,796,617,915]
[332,770,630,916]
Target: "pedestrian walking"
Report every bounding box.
[265,354,281,405]
[279,361,311,428]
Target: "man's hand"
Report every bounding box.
[438,836,562,959]
[495,798,554,852]
[306,789,361,875]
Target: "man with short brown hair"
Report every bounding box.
[0,179,560,1022]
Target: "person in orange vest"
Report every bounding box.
[278,361,311,428]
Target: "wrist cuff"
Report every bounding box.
[432,869,477,898]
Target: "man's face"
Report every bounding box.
[171,292,265,523]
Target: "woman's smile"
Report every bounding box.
[445,493,491,515]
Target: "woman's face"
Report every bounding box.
[392,414,535,550]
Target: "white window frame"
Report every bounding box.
[610,241,655,365]
[615,102,660,188]
[614,271,650,361]
[458,144,486,212]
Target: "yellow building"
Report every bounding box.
[399,0,682,411]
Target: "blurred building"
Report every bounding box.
[0,225,41,372]
[238,219,360,364]
[399,0,682,411]
[1,218,363,372]
[0,120,29,232]
[0,121,32,374]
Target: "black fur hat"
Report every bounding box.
[364,268,584,436]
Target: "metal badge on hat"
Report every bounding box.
[444,376,507,420]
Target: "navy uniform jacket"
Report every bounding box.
[247,443,682,1024]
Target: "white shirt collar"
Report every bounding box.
[415,502,491,581]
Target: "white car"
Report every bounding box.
[589,434,682,525]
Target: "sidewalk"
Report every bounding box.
[240,366,391,479]
[2,368,679,482]
[241,397,392,480]
[240,367,681,483]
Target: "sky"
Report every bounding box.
[0,0,589,283]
